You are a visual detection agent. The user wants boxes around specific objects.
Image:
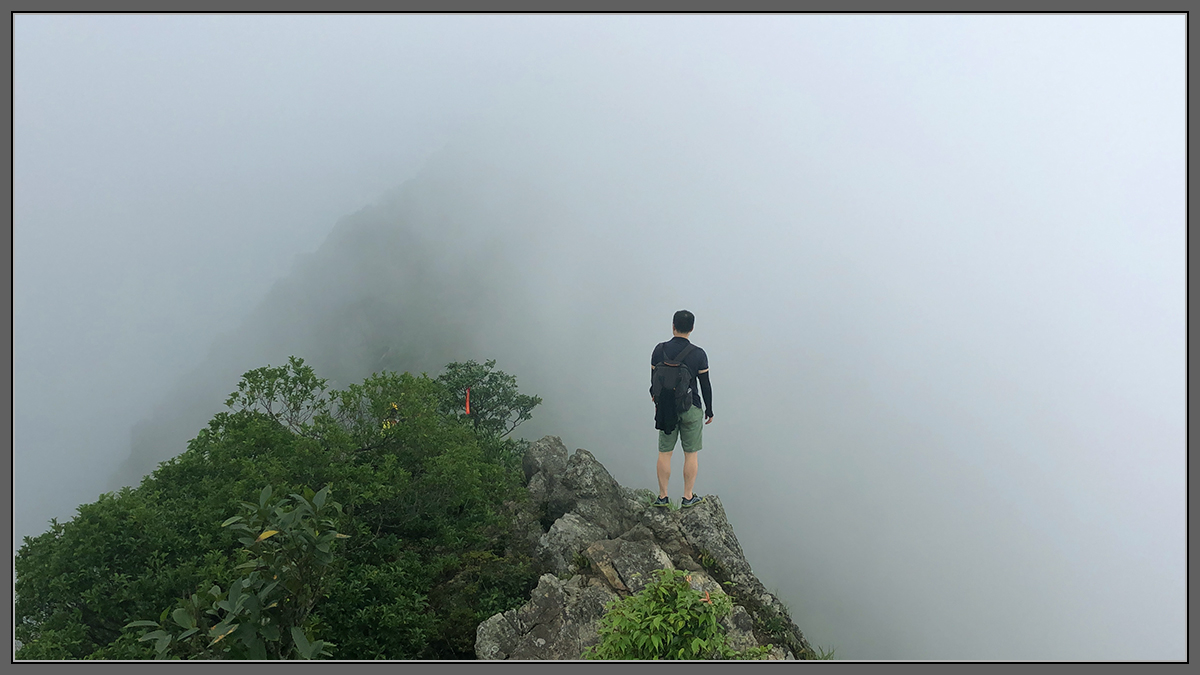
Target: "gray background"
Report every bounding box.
[13,15,1185,660]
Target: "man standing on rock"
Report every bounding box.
[650,309,713,509]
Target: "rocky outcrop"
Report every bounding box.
[478,436,812,660]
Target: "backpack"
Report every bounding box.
[651,342,697,433]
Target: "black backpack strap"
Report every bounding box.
[670,343,696,365]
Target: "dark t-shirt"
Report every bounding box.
[650,337,709,410]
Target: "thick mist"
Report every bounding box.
[13,15,1185,660]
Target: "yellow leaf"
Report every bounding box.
[255,530,279,543]
[210,625,237,645]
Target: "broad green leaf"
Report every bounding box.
[241,593,261,619]
[220,515,243,527]
[138,630,169,642]
[234,621,257,645]
[257,580,279,602]
[249,636,269,660]
[171,607,196,629]
[291,626,312,659]
[125,620,160,628]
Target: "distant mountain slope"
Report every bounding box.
[108,149,552,491]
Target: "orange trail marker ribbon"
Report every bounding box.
[466,387,470,415]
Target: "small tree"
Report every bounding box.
[434,360,541,474]
[435,359,541,439]
[584,569,770,660]
[224,356,329,436]
[127,485,347,659]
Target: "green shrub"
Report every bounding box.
[584,569,770,660]
[15,357,541,660]
[125,484,348,660]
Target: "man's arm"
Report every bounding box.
[649,343,662,398]
[698,369,713,420]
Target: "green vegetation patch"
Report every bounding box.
[584,568,771,661]
[15,357,542,660]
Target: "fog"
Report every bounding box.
[13,15,1185,660]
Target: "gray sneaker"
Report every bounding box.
[681,494,705,509]
[653,496,671,508]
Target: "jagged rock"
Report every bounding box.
[500,498,544,562]
[478,436,814,660]
[523,436,576,528]
[637,506,691,561]
[526,470,551,501]
[560,448,620,499]
[537,513,609,577]
[475,612,519,660]
[475,573,618,660]
[524,439,639,540]
[522,435,569,483]
[561,448,640,537]
[675,496,753,593]
[721,605,759,654]
[582,537,675,594]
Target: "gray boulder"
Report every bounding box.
[581,537,675,594]
[475,573,618,660]
[537,512,609,577]
[522,435,569,483]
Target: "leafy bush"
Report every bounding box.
[15,357,542,660]
[126,484,348,659]
[435,359,542,440]
[584,569,770,661]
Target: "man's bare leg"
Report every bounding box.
[683,452,699,500]
[657,451,673,498]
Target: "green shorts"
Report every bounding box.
[658,405,704,453]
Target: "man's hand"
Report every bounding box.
[705,414,714,425]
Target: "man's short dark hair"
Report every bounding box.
[673,310,695,334]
